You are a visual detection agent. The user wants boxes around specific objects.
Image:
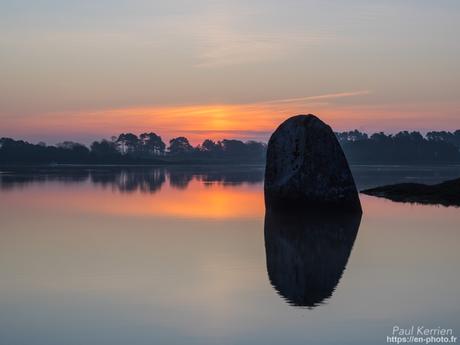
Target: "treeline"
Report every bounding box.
[336,130,460,164]
[0,133,267,164]
[1,129,460,165]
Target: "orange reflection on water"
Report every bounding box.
[96,179,264,219]
[5,178,264,220]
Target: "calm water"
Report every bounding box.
[0,165,459,345]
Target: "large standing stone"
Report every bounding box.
[264,114,361,212]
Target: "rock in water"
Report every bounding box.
[264,114,361,212]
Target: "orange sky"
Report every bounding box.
[1,2,459,144]
[3,92,459,145]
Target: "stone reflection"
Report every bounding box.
[264,209,361,308]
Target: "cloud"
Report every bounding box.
[258,90,372,105]
[157,3,334,68]
[194,30,330,68]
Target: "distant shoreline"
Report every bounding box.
[0,161,460,168]
[3,129,460,166]
[0,162,460,174]
[0,162,267,168]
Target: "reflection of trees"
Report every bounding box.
[197,170,263,185]
[168,170,193,189]
[167,166,265,186]
[0,166,265,192]
[0,168,90,190]
[91,168,166,193]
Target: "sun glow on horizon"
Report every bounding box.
[2,90,459,145]
[0,91,371,144]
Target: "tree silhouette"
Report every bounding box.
[2,128,460,165]
[139,132,166,156]
[336,130,460,164]
[168,137,194,155]
[116,133,139,155]
[90,139,119,158]
[200,139,222,153]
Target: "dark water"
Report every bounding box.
[0,165,459,345]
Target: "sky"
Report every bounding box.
[1,0,459,145]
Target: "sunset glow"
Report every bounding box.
[1,1,459,144]
[4,178,264,219]
[1,1,460,343]
[3,95,459,145]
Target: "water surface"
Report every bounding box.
[0,165,459,345]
